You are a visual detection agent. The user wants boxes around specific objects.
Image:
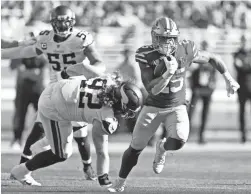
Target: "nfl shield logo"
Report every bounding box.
[41,43,47,50]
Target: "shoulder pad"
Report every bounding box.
[75,30,94,48]
[135,45,153,64]
[180,39,198,60]
[34,30,52,52]
[37,30,52,41]
[136,45,154,54]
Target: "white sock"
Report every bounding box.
[82,158,92,164]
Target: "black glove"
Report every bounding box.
[61,68,70,79]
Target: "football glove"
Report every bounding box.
[161,55,178,79]
[61,68,70,79]
[223,71,240,97]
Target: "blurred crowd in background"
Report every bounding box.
[2,1,251,30]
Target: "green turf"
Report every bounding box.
[2,152,251,194]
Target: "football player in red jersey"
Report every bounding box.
[108,17,240,192]
[2,5,106,182]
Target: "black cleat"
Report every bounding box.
[98,173,112,187]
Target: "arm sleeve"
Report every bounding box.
[1,44,40,59]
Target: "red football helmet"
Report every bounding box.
[50,5,76,37]
[151,17,180,56]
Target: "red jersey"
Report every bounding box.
[135,40,198,108]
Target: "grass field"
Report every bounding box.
[2,146,251,194]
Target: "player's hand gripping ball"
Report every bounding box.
[154,55,178,77]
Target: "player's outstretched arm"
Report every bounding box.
[139,56,178,95]
[1,44,41,59]
[1,38,36,49]
[193,51,240,97]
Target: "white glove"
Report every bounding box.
[162,55,178,79]
[223,72,240,97]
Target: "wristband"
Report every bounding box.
[222,71,232,80]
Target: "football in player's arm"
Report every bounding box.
[140,42,239,97]
[108,17,239,193]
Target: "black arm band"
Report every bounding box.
[208,58,227,74]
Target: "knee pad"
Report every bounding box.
[73,126,89,137]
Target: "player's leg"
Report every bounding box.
[19,91,46,163]
[72,121,96,180]
[153,105,189,174]
[109,106,164,192]
[92,119,111,187]
[237,91,246,143]
[198,95,212,144]
[19,114,45,164]
[10,112,73,186]
[30,136,51,155]
[11,83,29,148]
[188,91,199,133]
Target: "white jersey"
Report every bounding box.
[35,28,93,83]
[46,77,118,135]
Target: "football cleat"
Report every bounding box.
[10,164,41,186]
[98,173,112,187]
[153,138,167,174]
[83,165,97,181]
[107,178,126,192]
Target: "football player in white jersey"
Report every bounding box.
[2,5,106,181]
[10,74,143,187]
